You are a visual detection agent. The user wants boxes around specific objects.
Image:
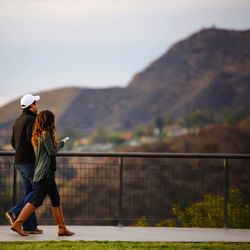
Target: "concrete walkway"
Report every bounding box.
[0,226,250,242]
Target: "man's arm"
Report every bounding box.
[11,127,15,149]
[26,121,34,144]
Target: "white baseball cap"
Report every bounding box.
[20,94,40,109]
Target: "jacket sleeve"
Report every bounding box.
[43,131,64,156]
[25,119,34,144]
[11,127,15,149]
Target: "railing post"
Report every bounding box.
[223,158,229,229]
[118,157,124,226]
[12,163,17,207]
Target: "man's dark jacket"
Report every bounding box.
[11,109,37,164]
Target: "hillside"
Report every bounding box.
[0,87,81,144]
[59,28,250,132]
[127,28,250,120]
[0,27,250,141]
[139,123,250,154]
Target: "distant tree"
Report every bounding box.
[183,110,214,128]
[155,117,165,134]
[223,110,249,125]
[134,128,146,138]
[109,134,126,145]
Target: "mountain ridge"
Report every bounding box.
[0,27,250,140]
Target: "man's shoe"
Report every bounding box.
[5,211,16,225]
[24,228,43,234]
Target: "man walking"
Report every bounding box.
[5,94,43,234]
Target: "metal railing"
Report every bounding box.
[0,151,250,228]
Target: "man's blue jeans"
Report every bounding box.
[10,164,38,231]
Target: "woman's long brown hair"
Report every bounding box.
[32,110,57,147]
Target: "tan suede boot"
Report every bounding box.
[52,206,74,236]
[11,203,36,236]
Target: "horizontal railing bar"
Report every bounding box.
[1,151,250,159]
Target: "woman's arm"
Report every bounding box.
[43,131,64,156]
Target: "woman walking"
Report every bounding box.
[11,110,74,237]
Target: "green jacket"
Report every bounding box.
[33,131,64,182]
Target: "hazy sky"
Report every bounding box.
[0,0,250,106]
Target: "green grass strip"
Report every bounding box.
[0,241,250,250]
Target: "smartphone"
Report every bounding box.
[62,137,70,142]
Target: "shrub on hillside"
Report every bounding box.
[157,189,250,228]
